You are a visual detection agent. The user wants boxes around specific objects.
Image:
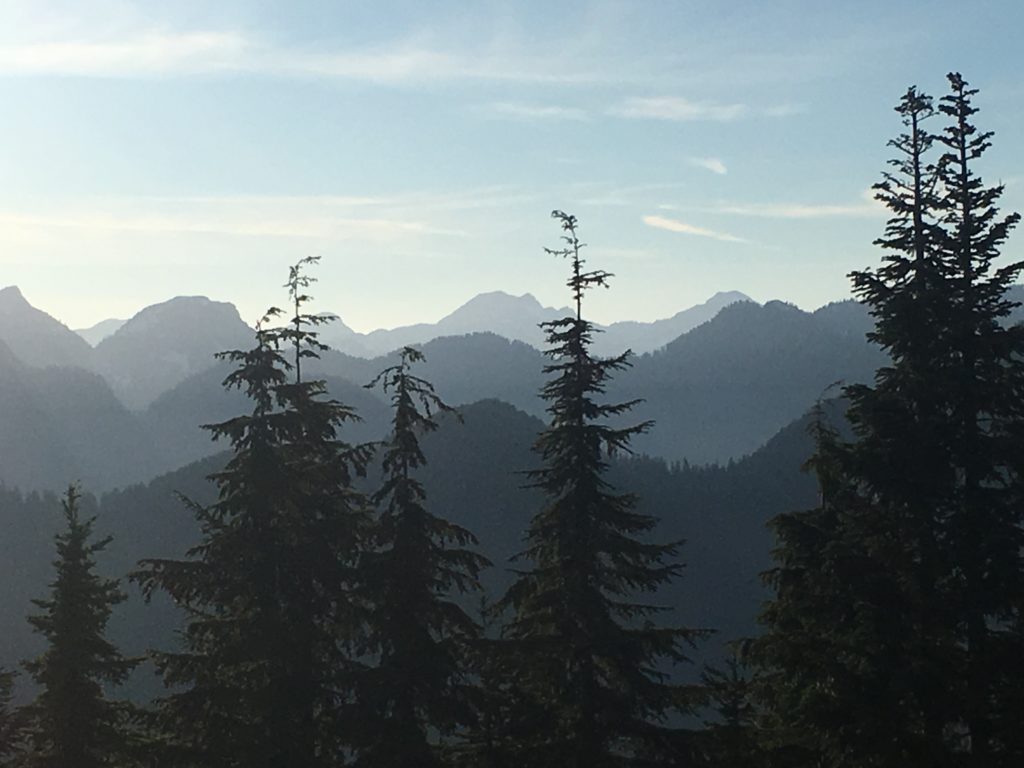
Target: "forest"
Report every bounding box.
[1,72,1023,767]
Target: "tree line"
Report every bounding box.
[1,71,1022,767]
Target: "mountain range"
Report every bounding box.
[0,283,890,494]
[0,397,823,700]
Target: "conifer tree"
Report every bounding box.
[355,346,490,767]
[699,647,763,768]
[23,485,136,768]
[0,669,23,765]
[134,257,372,767]
[932,72,1024,764]
[497,210,704,768]
[757,75,1024,766]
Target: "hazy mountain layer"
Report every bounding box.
[322,289,753,358]
[74,318,127,347]
[0,398,820,701]
[92,296,254,410]
[0,286,93,369]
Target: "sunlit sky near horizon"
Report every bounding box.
[2,0,1023,332]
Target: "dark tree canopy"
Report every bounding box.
[496,211,706,768]
[354,346,489,768]
[23,485,136,768]
[133,258,373,767]
[757,74,1024,767]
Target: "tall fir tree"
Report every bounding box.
[23,485,136,768]
[932,72,1024,764]
[134,257,373,767]
[0,668,23,764]
[355,346,490,768]
[496,210,705,768]
[756,75,1024,767]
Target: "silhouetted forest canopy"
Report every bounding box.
[1,73,1023,767]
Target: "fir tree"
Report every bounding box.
[355,346,490,768]
[497,210,705,768]
[757,75,1024,766]
[23,485,136,768]
[0,669,23,765]
[699,646,762,768]
[134,257,372,767]
[933,72,1024,764]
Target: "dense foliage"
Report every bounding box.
[355,347,489,767]
[757,73,1024,766]
[133,259,373,767]
[496,211,705,767]
[22,486,136,768]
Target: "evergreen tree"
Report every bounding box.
[699,646,763,768]
[756,75,1024,767]
[0,669,23,765]
[134,257,372,767]
[932,72,1024,764]
[23,485,136,768]
[496,210,705,768]
[355,346,490,768]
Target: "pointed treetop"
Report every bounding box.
[544,210,613,321]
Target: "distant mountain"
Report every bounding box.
[323,290,753,358]
[75,318,127,347]
[315,302,883,466]
[92,296,254,410]
[0,337,154,492]
[592,290,753,357]
[612,299,885,465]
[329,291,571,356]
[0,286,93,369]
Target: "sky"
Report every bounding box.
[1,0,1022,332]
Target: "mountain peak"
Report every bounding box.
[448,291,548,317]
[0,285,29,311]
[0,286,93,368]
[708,290,753,305]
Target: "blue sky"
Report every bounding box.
[1,0,1022,331]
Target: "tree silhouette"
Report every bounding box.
[23,485,136,768]
[134,258,373,767]
[497,211,706,767]
[758,74,1024,766]
[355,346,490,767]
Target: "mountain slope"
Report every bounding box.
[613,299,885,464]
[593,290,752,356]
[75,318,127,347]
[0,338,152,491]
[325,290,753,358]
[93,296,254,409]
[0,286,94,369]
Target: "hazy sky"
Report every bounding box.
[1,0,1022,331]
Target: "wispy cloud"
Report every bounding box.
[642,214,748,243]
[708,200,884,219]
[689,157,728,175]
[0,190,476,245]
[0,27,611,84]
[659,190,886,219]
[613,96,747,122]
[0,31,251,76]
[478,102,588,122]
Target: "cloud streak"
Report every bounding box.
[642,214,748,243]
[479,102,588,121]
[613,96,747,122]
[0,31,251,76]
[689,157,728,175]
[0,27,612,84]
